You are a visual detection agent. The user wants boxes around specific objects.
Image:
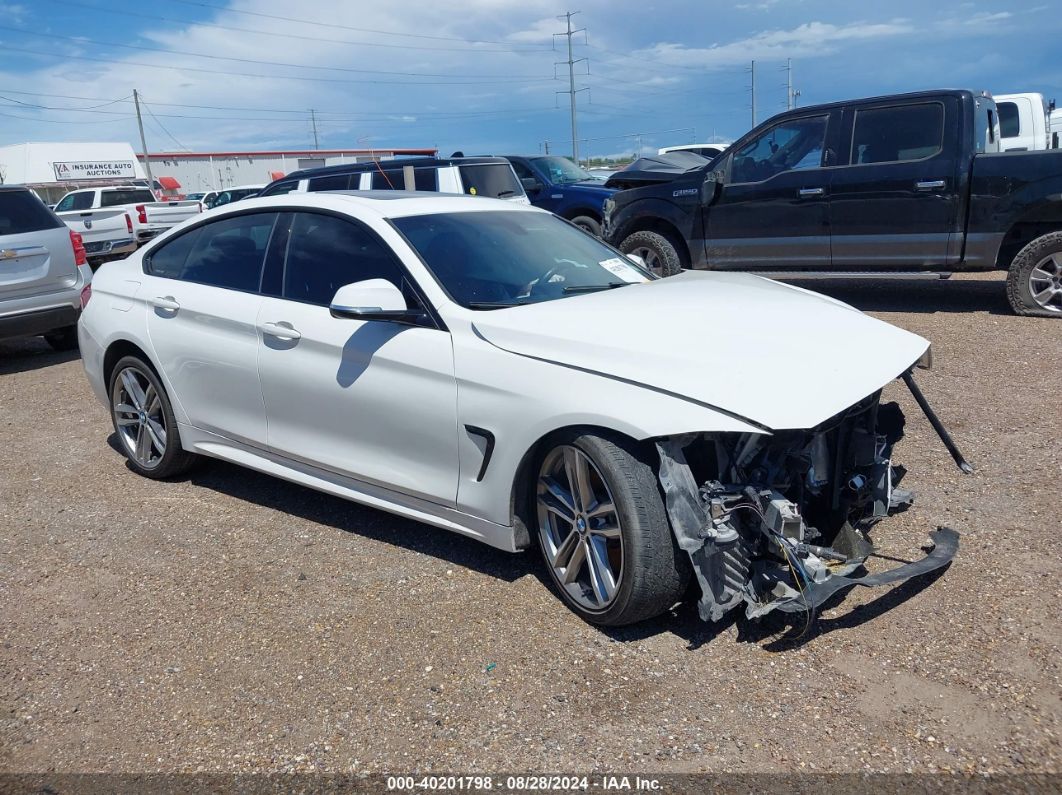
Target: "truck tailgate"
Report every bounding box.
[143,200,201,227]
[57,209,131,246]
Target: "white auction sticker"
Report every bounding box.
[598,257,648,283]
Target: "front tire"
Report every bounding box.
[619,230,684,277]
[108,355,198,479]
[1006,233,1062,317]
[570,215,602,237]
[533,431,690,626]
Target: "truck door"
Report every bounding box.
[705,111,838,270]
[828,98,958,270]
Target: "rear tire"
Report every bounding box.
[533,430,691,626]
[1006,232,1062,317]
[570,215,602,237]
[619,230,684,277]
[43,325,78,351]
[108,355,198,479]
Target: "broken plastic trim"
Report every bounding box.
[771,526,959,614]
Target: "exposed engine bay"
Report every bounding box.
[656,388,959,622]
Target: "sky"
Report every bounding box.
[0,0,1059,160]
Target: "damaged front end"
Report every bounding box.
[657,390,959,623]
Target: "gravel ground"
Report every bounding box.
[0,272,1059,776]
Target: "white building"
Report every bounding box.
[0,141,149,204]
[139,147,438,194]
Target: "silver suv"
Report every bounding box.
[0,186,92,351]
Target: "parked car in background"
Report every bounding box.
[604,88,1062,317]
[1,186,92,350]
[199,191,220,209]
[994,92,1053,150]
[79,191,957,627]
[500,155,616,236]
[54,186,201,245]
[658,142,731,159]
[210,185,266,208]
[259,157,528,204]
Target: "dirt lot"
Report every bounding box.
[1,272,1059,776]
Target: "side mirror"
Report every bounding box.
[701,170,724,204]
[521,177,543,193]
[329,279,425,324]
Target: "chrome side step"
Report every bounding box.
[745,271,954,281]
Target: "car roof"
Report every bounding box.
[274,156,512,183]
[212,190,546,220]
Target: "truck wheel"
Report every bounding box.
[619,230,683,277]
[1006,233,1062,316]
[570,215,602,237]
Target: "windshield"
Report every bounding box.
[393,210,652,309]
[530,156,597,184]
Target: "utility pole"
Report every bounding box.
[310,109,319,150]
[555,11,587,164]
[749,60,757,128]
[784,58,800,110]
[133,89,155,196]
[544,140,551,154]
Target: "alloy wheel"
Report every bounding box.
[112,366,167,469]
[536,445,624,612]
[629,245,664,276]
[1029,253,1062,313]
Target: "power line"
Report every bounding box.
[140,98,192,152]
[0,45,556,86]
[0,25,554,81]
[47,1,551,53]
[165,0,544,46]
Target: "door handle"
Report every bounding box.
[916,180,946,191]
[151,296,180,311]
[258,321,302,340]
[798,187,825,197]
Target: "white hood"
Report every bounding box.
[471,271,929,431]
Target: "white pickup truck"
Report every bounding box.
[55,203,136,267]
[54,186,201,249]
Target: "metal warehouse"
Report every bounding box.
[138,147,438,193]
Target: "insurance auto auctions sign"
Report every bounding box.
[52,160,137,181]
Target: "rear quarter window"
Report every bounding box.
[307,174,352,191]
[457,164,522,198]
[371,168,438,191]
[0,191,63,235]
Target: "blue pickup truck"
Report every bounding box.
[501,155,616,236]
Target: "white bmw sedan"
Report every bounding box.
[79,192,958,627]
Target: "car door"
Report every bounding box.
[828,98,958,269]
[705,111,838,269]
[141,211,277,446]
[256,210,460,506]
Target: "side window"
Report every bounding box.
[282,212,404,306]
[371,169,401,190]
[55,192,93,212]
[997,102,1020,138]
[509,160,535,181]
[729,116,828,184]
[262,180,300,196]
[307,173,352,191]
[851,103,944,165]
[369,168,436,191]
[146,212,276,291]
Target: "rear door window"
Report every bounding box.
[997,102,1020,138]
[851,103,945,164]
[307,173,353,191]
[371,168,437,191]
[0,190,63,235]
[100,189,155,207]
[54,192,94,212]
[457,164,521,198]
[146,212,276,292]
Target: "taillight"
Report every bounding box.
[69,230,87,266]
[80,284,92,309]
[136,205,147,225]
[125,213,133,233]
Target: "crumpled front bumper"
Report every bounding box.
[772,527,959,614]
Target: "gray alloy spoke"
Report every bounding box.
[116,416,140,428]
[120,369,146,410]
[115,402,139,417]
[561,538,588,585]
[145,418,166,452]
[562,447,587,512]
[1031,266,1054,282]
[1033,284,1056,302]
[586,536,617,603]
[552,528,581,569]
[1048,253,1062,273]
[590,522,621,540]
[135,424,152,462]
[142,385,157,416]
[539,478,577,518]
[587,499,615,519]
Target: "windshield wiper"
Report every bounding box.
[466,300,529,309]
[495,190,517,198]
[563,282,629,293]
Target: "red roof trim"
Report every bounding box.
[144,148,437,159]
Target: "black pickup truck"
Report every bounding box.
[602,89,1062,317]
